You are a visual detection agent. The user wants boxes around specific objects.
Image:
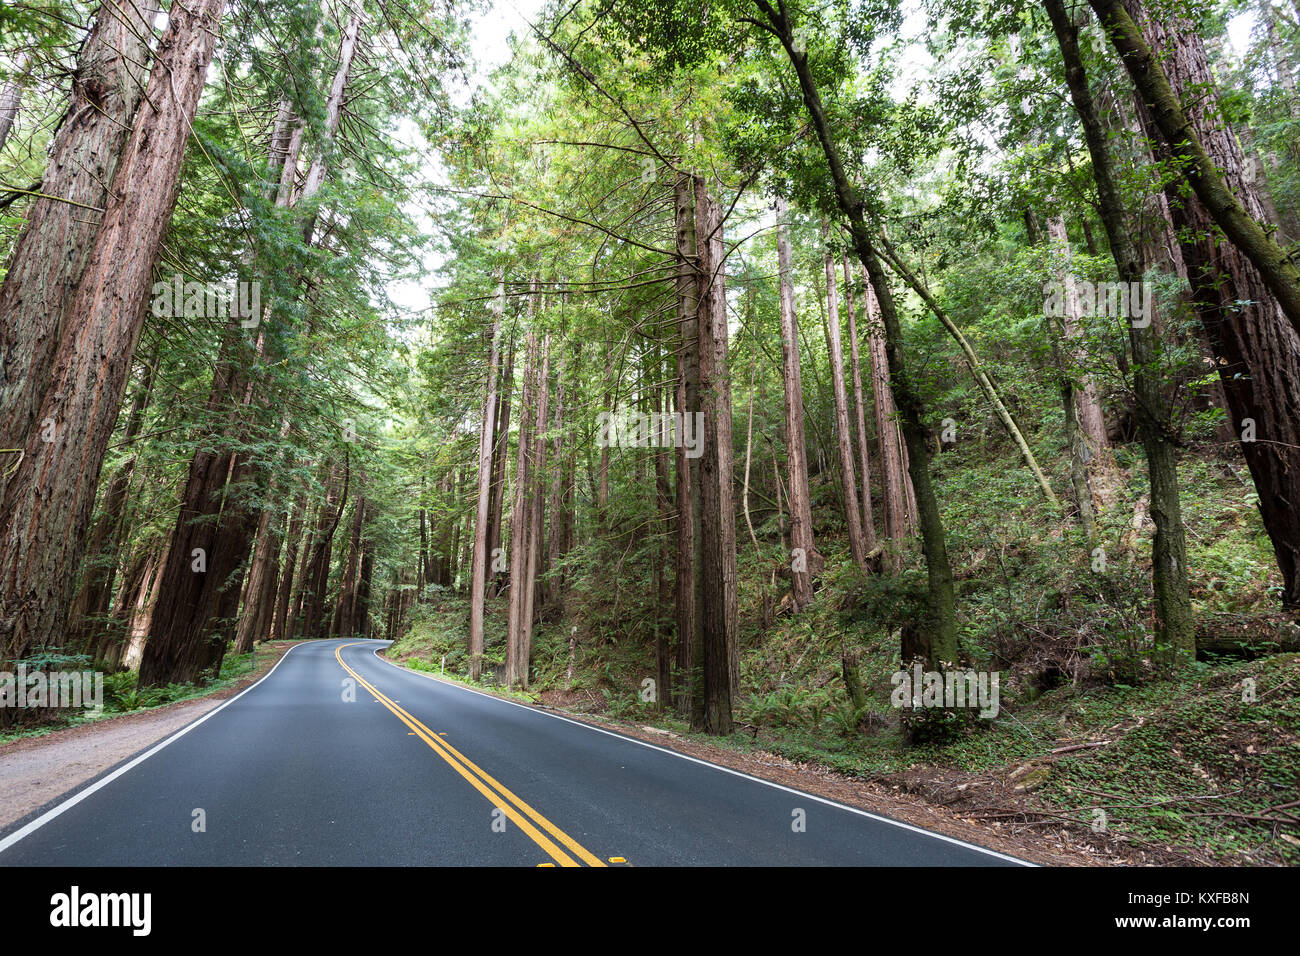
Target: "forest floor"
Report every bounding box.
[0,640,297,832]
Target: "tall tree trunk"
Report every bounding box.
[451,469,465,590]
[0,53,30,153]
[545,349,569,612]
[1047,215,1120,513]
[776,198,818,609]
[597,345,613,517]
[116,548,162,671]
[507,332,539,688]
[0,0,225,670]
[742,363,761,559]
[0,1,159,498]
[461,491,474,592]
[673,172,704,716]
[234,423,294,653]
[96,547,146,669]
[1046,0,1196,653]
[1088,0,1300,334]
[842,255,878,551]
[1111,0,1300,609]
[1036,210,1097,541]
[214,550,250,653]
[298,7,364,245]
[486,340,514,596]
[286,496,321,641]
[654,355,674,709]
[332,495,366,639]
[357,524,374,640]
[821,222,869,567]
[694,179,736,734]
[384,580,397,641]
[431,472,451,587]
[1261,0,1299,117]
[68,359,155,656]
[417,500,429,597]
[757,0,959,669]
[297,457,348,644]
[521,336,550,686]
[271,494,306,642]
[140,340,254,684]
[468,272,504,681]
[863,269,915,566]
[559,341,577,582]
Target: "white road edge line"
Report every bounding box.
[0,640,320,857]
[363,643,1035,866]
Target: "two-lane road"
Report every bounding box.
[0,640,1028,866]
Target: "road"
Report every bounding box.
[0,639,1028,866]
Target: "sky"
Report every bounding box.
[385,0,546,321]
[468,0,549,89]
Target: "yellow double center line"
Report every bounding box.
[335,643,606,867]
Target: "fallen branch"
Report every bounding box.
[1049,740,1112,756]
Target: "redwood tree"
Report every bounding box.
[0,0,227,667]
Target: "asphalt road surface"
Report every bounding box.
[0,639,1029,866]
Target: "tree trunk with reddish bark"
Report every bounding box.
[862,269,915,567]
[842,255,879,551]
[0,1,159,499]
[821,222,869,567]
[271,494,307,642]
[486,341,514,597]
[673,173,704,716]
[0,0,226,672]
[1113,0,1300,608]
[467,269,504,681]
[332,496,366,638]
[68,360,155,657]
[776,198,818,609]
[693,179,736,734]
